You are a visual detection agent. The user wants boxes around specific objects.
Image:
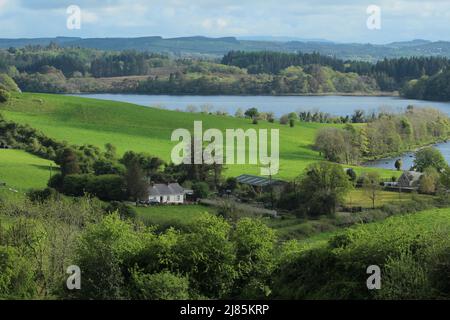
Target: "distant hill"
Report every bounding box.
[2,36,450,61]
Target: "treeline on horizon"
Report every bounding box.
[0,44,450,100]
[222,51,450,92]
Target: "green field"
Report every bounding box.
[345,189,433,208]
[136,204,216,228]
[0,149,56,191]
[1,92,398,181]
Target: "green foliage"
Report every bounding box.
[272,208,450,299]
[71,213,146,299]
[57,174,127,201]
[124,159,149,201]
[418,167,440,194]
[0,245,37,299]
[346,168,357,182]
[26,187,59,203]
[0,89,11,103]
[403,69,450,101]
[176,214,236,298]
[316,108,450,163]
[244,107,259,119]
[414,147,447,172]
[298,162,352,216]
[105,201,137,220]
[129,269,190,300]
[232,218,276,298]
[395,158,402,171]
[0,73,20,92]
[192,181,210,199]
[362,172,382,209]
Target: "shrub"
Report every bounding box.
[0,246,37,299]
[192,181,209,199]
[129,270,190,300]
[105,201,137,219]
[59,174,127,201]
[0,73,20,92]
[279,114,289,125]
[26,187,59,203]
[0,89,11,103]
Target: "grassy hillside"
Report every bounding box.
[1,93,397,181]
[298,206,450,249]
[0,149,56,190]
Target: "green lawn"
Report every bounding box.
[345,188,433,208]
[0,149,57,191]
[136,204,216,228]
[1,92,398,180]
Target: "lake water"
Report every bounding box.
[72,93,450,118]
[74,93,450,168]
[364,141,450,170]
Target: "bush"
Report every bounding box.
[279,114,289,125]
[0,246,37,299]
[105,201,137,219]
[59,174,127,201]
[26,187,59,203]
[129,270,190,300]
[0,73,20,92]
[192,181,209,199]
[0,89,11,103]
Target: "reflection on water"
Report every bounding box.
[364,142,450,170]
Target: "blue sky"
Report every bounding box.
[1,0,450,43]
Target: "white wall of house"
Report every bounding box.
[149,194,184,204]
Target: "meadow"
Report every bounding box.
[0,149,56,191]
[136,204,216,228]
[1,92,398,181]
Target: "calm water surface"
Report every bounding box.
[72,93,450,118]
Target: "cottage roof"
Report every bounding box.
[401,171,423,183]
[398,171,424,187]
[149,183,184,196]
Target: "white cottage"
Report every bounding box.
[148,183,186,204]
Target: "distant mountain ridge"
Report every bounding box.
[1,36,450,61]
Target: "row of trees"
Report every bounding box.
[222,51,348,74]
[222,51,450,92]
[137,65,378,95]
[315,107,450,164]
[0,45,173,78]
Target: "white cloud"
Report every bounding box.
[82,10,98,24]
[201,18,228,30]
[1,0,450,42]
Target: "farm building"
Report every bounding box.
[148,183,192,204]
[236,174,287,194]
[397,171,424,189]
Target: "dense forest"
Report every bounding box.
[402,69,450,101]
[223,51,450,92]
[0,44,449,100]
